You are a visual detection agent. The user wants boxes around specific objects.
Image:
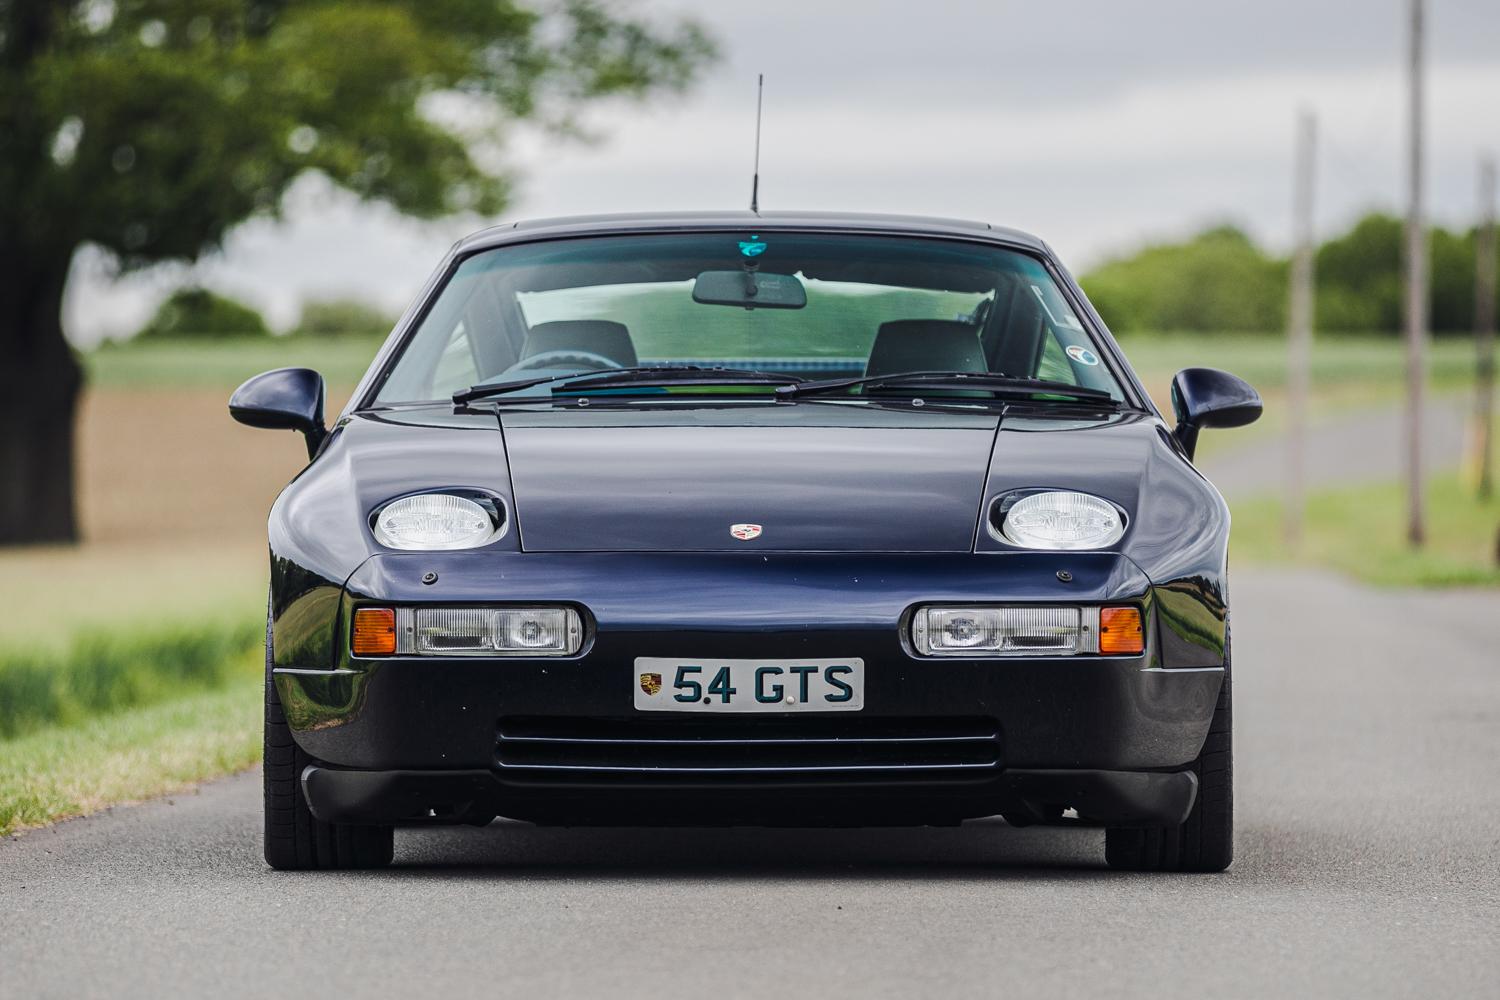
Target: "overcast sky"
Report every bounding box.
[65,0,1500,343]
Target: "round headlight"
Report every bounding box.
[373,494,498,550]
[999,491,1124,550]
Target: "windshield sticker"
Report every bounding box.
[738,236,767,257]
[1066,345,1100,367]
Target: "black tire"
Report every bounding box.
[264,606,394,870]
[1105,631,1233,873]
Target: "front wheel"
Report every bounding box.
[1104,634,1233,873]
[263,608,393,870]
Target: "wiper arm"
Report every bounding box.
[454,366,800,404]
[557,367,800,393]
[774,371,1118,405]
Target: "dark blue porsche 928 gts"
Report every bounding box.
[230,211,1261,872]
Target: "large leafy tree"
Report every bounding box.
[0,0,712,544]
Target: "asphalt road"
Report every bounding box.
[3,567,1498,999]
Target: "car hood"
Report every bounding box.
[326,405,1196,560]
[500,408,998,552]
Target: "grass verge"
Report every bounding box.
[0,664,261,837]
[1231,473,1500,587]
[0,620,263,740]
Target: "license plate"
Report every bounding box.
[633,657,864,712]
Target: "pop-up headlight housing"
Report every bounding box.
[991,490,1125,550]
[372,492,506,551]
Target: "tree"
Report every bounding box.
[1080,214,1500,341]
[1316,213,1403,333]
[1429,225,1475,334]
[1314,213,1493,335]
[138,288,271,339]
[1081,225,1285,334]
[0,1,713,544]
[292,297,395,337]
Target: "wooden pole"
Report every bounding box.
[1285,109,1317,548]
[1476,156,1496,500]
[1404,0,1428,546]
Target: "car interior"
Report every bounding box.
[863,319,987,376]
[497,272,1089,387]
[520,320,639,368]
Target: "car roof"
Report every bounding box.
[455,211,1048,255]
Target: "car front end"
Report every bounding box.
[270,402,1227,833]
[235,212,1257,870]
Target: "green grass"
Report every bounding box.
[85,333,386,388]
[0,673,262,837]
[1231,473,1500,587]
[0,620,263,740]
[0,545,266,835]
[1117,331,1479,392]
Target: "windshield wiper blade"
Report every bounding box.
[557,367,799,393]
[454,366,799,404]
[774,371,1118,404]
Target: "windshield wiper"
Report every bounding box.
[774,371,1119,405]
[454,366,801,405]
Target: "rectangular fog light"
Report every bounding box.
[911,606,1102,657]
[394,607,583,656]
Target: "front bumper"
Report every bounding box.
[272,550,1224,828]
[300,763,1199,828]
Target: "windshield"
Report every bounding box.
[373,232,1126,404]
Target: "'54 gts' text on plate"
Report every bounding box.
[634,658,865,712]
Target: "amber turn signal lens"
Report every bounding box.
[1099,606,1144,655]
[352,607,397,656]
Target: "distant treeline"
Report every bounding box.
[134,289,395,340]
[134,212,1493,343]
[1080,213,1496,336]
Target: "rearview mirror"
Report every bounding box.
[692,269,806,309]
[229,367,328,459]
[1169,367,1262,460]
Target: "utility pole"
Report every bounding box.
[1285,109,1317,548]
[1476,155,1496,500]
[1403,0,1428,546]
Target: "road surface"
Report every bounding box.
[3,568,1498,999]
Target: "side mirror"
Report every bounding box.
[229,368,328,459]
[1170,367,1261,460]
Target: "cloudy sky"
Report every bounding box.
[66,0,1500,343]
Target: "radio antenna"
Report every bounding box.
[749,74,764,215]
